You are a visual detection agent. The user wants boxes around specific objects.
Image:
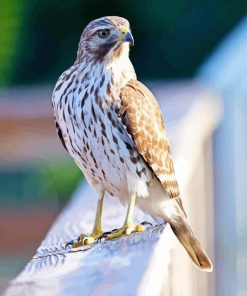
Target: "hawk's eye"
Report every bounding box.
[97,29,110,39]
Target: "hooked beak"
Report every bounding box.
[123,31,134,46]
[120,27,134,46]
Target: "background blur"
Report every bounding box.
[0,0,246,295]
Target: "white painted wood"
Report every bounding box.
[199,16,247,296]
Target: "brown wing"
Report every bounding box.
[119,79,180,199]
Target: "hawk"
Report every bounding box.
[52,16,212,271]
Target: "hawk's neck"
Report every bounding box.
[52,50,137,111]
[106,55,136,89]
[77,53,136,102]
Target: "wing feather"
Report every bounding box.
[119,79,180,199]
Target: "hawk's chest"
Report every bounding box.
[59,80,132,193]
[53,64,144,197]
[77,86,128,167]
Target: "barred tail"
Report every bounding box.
[169,214,213,272]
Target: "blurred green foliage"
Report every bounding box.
[0,161,82,208]
[40,160,82,206]
[0,0,246,86]
[0,0,26,85]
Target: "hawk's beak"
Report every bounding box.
[123,31,134,46]
[120,27,134,46]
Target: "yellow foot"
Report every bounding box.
[105,224,145,241]
[71,231,103,248]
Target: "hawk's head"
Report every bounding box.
[77,16,134,63]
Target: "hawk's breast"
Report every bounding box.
[53,63,152,199]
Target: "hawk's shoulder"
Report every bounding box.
[119,79,180,199]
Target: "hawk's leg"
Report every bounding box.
[105,192,145,241]
[72,190,105,248]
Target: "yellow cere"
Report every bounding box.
[120,27,128,35]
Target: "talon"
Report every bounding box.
[97,231,112,242]
[65,240,75,249]
[141,221,153,227]
[96,228,119,242]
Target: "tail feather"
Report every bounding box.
[175,197,187,218]
[169,214,213,272]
